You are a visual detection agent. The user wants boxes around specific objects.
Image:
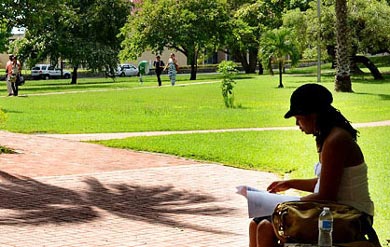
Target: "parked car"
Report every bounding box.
[116,64,139,77]
[31,64,71,80]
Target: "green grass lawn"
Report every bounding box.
[0,66,389,244]
[2,72,390,133]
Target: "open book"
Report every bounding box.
[236,185,300,218]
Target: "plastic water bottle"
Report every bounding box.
[318,207,333,247]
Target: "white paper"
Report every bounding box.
[236,185,300,218]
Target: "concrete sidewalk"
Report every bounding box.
[0,131,279,247]
[34,120,390,141]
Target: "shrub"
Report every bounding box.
[217,61,238,108]
[0,109,14,154]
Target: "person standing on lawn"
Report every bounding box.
[164,53,178,86]
[153,55,165,87]
[10,56,22,96]
[5,54,14,96]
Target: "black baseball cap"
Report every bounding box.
[284,83,333,118]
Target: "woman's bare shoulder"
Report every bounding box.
[327,127,353,142]
[323,127,364,166]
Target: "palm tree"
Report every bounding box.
[259,28,300,88]
[334,0,352,92]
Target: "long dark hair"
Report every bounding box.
[315,106,358,152]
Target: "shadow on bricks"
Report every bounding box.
[0,171,236,233]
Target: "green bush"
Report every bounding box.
[0,108,13,154]
[217,61,238,108]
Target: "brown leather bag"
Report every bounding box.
[272,201,381,246]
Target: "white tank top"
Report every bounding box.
[314,162,374,216]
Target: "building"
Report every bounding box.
[134,50,229,70]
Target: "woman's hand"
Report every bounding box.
[267,178,318,194]
[267,180,290,193]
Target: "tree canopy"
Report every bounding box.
[0,19,11,53]
[283,0,390,83]
[259,27,300,88]
[120,0,230,80]
[223,0,313,74]
[3,0,132,84]
[2,0,390,87]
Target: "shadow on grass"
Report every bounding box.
[353,92,390,101]
[351,73,390,85]
[19,80,126,92]
[0,171,235,234]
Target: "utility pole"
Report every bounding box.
[317,0,321,83]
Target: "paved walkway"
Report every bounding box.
[1,120,389,246]
[34,120,390,141]
[0,130,279,247]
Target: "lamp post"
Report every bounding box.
[317,0,321,83]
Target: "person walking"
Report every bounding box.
[10,56,22,96]
[5,54,14,96]
[164,53,178,86]
[153,56,165,87]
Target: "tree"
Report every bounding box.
[0,19,11,53]
[259,28,300,88]
[4,0,131,84]
[1,0,27,54]
[3,0,70,63]
[334,0,352,92]
[225,1,266,74]
[218,60,238,108]
[284,0,390,83]
[223,0,312,74]
[348,0,390,80]
[120,0,229,80]
[282,8,313,59]
[61,0,132,84]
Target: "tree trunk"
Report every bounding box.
[326,45,337,69]
[189,50,197,80]
[236,52,250,73]
[258,61,264,75]
[60,59,64,78]
[71,66,78,84]
[190,62,197,80]
[232,50,257,74]
[351,56,384,80]
[247,48,258,73]
[268,58,274,76]
[334,0,352,92]
[278,61,284,88]
[350,59,365,75]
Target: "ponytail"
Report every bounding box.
[315,106,358,152]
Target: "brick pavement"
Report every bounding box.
[0,131,279,247]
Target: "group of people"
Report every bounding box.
[249,83,376,246]
[4,52,178,94]
[5,54,22,96]
[153,53,178,87]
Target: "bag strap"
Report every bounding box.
[354,213,381,247]
[362,217,381,247]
